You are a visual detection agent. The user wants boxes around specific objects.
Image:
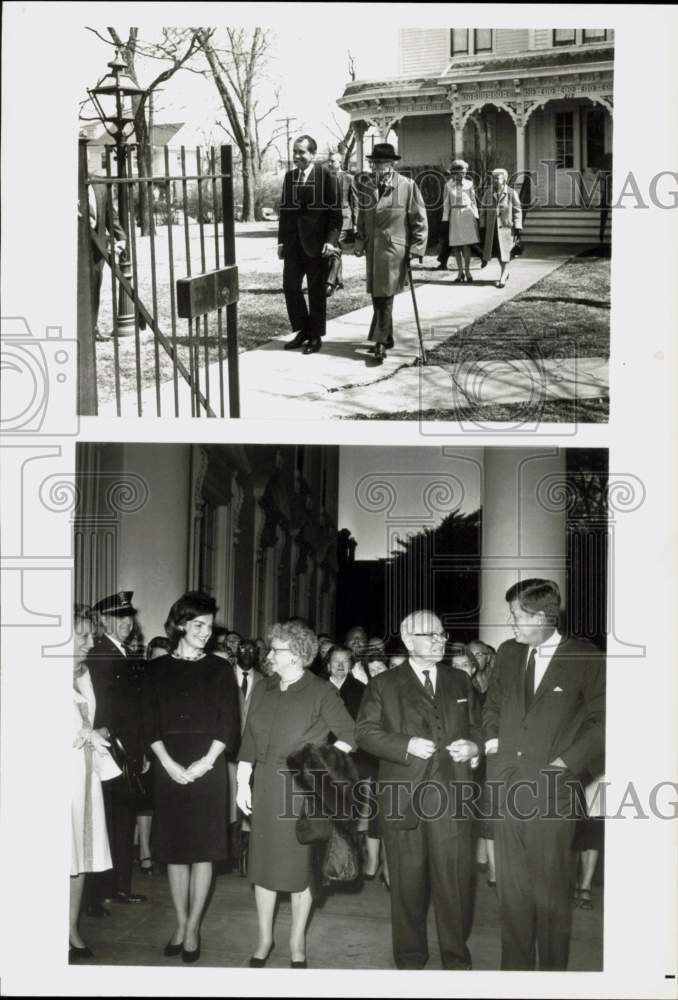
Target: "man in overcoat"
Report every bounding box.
[483,578,605,970]
[354,143,428,363]
[356,610,481,969]
[86,591,147,913]
[277,135,342,355]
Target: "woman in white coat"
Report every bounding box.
[480,167,523,289]
[441,160,480,283]
[70,605,118,960]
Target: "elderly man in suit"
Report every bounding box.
[356,610,481,969]
[85,591,147,915]
[483,578,605,970]
[277,134,342,355]
[325,151,357,296]
[227,638,263,875]
[354,142,428,364]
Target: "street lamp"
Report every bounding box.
[88,48,145,337]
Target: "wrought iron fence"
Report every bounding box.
[78,141,240,418]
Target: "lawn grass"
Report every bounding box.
[350,397,609,423]
[424,249,610,366]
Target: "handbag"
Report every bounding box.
[510,234,524,258]
[107,730,146,797]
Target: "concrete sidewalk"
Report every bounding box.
[99,244,608,419]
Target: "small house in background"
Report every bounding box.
[337,28,614,243]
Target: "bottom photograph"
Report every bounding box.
[71,442,606,971]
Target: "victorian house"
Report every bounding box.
[337,28,614,243]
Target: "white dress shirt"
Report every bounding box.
[409,659,438,694]
[105,633,127,657]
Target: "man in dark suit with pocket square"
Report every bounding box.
[277,134,342,354]
[356,610,482,969]
[483,578,605,970]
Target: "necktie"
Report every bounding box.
[241,671,249,699]
[524,648,536,712]
[422,670,434,698]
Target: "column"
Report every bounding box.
[354,120,365,172]
[515,122,526,179]
[454,127,465,156]
[479,448,567,650]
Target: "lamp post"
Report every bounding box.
[88,48,145,337]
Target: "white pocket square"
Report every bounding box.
[456,697,468,703]
[553,686,563,693]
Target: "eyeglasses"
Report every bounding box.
[412,631,449,642]
[269,646,292,656]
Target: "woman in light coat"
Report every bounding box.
[441,159,480,283]
[354,143,428,363]
[480,168,523,288]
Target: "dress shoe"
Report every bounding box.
[290,959,307,968]
[373,343,386,363]
[465,272,474,283]
[163,938,184,957]
[284,331,307,350]
[112,891,147,904]
[69,943,94,960]
[85,902,110,918]
[182,941,201,964]
[302,337,321,354]
[249,943,275,967]
[453,273,465,283]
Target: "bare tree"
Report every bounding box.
[84,27,213,234]
[196,27,286,221]
[324,51,357,169]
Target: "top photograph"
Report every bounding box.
[77,26,613,424]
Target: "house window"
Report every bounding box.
[555,112,575,169]
[450,29,469,55]
[553,29,577,47]
[583,28,607,43]
[474,29,493,53]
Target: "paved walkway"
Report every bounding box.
[98,244,608,419]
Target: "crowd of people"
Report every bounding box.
[70,579,604,970]
[277,134,524,364]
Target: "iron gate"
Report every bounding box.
[78,139,240,418]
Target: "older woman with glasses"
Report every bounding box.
[480,167,523,289]
[441,159,480,283]
[236,620,355,969]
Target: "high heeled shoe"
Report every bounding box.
[182,937,201,964]
[139,856,154,875]
[163,937,184,957]
[69,943,94,960]
[249,943,275,967]
[290,959,308,968]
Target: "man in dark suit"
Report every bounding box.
[483,578,605,970]
[356,610,481,969]
[86,591,147,914]
[88,177,126,340]
[277,134,342,354]
[228,638,262,875]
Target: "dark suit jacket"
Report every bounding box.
[232,664,263,734]
[277,163,342,257]
[482,635,605,798]
[90,179,125,265]
[87,633,144,768]
[356,659,482,829]
[336,673,366,720]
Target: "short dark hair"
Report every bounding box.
[505,578,561,626]
[165,591,218,645]
[294,134,317,154]
[146,635,172,659]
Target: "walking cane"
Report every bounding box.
[407,257,427,366]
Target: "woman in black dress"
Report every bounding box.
[236,621,355,968]
[142,592,240,963]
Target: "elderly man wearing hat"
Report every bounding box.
[354,142,428,363]
[85,591,147,914]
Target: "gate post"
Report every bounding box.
[77,138,98,415]
[221,146,240,418]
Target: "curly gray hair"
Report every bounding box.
[267,620,318,668]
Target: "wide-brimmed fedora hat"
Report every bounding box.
[366,142,401,162]
[93,591,137,617]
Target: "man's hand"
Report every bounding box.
[114,240,126,255]
[447,739,479,763]
[407,737,436,760]
[236,781,252,816]
[549,757,567,769]
[321,242,336,257]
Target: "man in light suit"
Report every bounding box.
[277,134,342,355]
[228,638,263,875]
[86,591,147,914]
[483,578,605,970]
[356,610,481,969]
